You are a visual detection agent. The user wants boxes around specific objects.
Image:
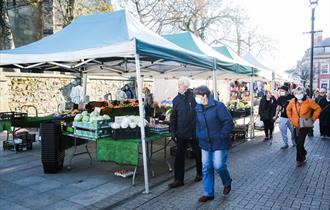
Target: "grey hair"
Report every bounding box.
[294,86,305,95]
[178,77,191,88]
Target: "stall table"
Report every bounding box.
[62,132,172,185]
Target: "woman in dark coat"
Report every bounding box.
[259,90,277,140]
[194,86,234,202]
[318,92,330,137]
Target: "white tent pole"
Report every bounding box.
[212,58,218,100]
[135,53,150,194]
[249,71,254,138]
[82,67,88,102]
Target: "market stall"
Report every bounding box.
[0,10,240,193]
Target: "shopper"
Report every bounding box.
[123,84,134,99]
[194,86,234,202]
[287,87,321,167]
[169,77,202,188]
[142,87,154,119]
[259,90,277,141]
[273,86,295,149]
[318,91,330,137]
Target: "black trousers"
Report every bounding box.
[174,138,202,182]
[294,128,309,162]
[262,119,274,137]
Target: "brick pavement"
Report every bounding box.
[111,127,330,210]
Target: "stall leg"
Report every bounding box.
[132,166,138,186]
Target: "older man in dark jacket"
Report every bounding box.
[169,77,202,188]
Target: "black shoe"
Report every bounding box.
[168,180,184,188]
[194,174,202,182]
[223,185,231,195]
[198,195,214,202]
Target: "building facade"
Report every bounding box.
[302,34,330,90]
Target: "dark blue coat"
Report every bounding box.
[195,96,234,151]
[170,89,196,139]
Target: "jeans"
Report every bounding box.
[174,138,202,182]
[294,128,309,161]
[201,149,232,196]
[279,117,295,145]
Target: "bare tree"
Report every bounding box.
[0,0,15,49]
[286,60,310,87]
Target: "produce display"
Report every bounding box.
[110,115,150,140]
[72,111,112,138]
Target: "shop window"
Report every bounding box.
[320,64,329,74]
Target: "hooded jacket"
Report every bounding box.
[195,96,234,151]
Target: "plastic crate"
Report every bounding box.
[0,112,27,121]
[111,127,150,140]
[73,120,112,130]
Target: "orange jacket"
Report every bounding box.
[286,98,321,127]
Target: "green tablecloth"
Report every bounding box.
[0,121,12,132]
[97,133,170,166]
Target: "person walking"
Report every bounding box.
[169,77,202,188]
[287,87,321,167]
[273,86,295,149]
[123,84,134,99]
[318,91,330,137]
[259,90,277,141]
[193,86,234,202]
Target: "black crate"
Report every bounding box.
[40,122,65,173]
[111,127,150,140]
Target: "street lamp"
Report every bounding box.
[309,0,318,98]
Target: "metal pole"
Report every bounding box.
[309,6,315,98]
[135,53,150,194]
[212,58,218,100]
[249,69,255,138]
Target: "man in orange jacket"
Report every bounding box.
[287,87,321,167]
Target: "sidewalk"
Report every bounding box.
[1,126,329,210]
[111,127,330,210]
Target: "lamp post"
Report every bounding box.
[309,0,318,98]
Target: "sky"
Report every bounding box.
[231,0,330,72]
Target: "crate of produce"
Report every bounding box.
[73,120,112,130]
[73,127,111,139]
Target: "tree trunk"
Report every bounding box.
[0,0,15,49]
[235,23,241,56]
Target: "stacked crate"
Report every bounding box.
[40,122,65,173]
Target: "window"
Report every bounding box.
[320,64,329,74]
[320,79,329,89]
[325,47,330,54]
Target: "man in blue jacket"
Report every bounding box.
[194,85,234,202]
[169,77,202,188]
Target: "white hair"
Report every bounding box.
[178,77,191,88]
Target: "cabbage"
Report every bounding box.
[102,114,111,120]
[97,116,103,121]
[121,122,129,129]
[82,111,89,116]
[89,116,97,123]
[122,117,131,124]
[129,122,137,129]
[111,122,120,129]
[90,110,100,117]
[82,116,90,122]
[74,114,83,122]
